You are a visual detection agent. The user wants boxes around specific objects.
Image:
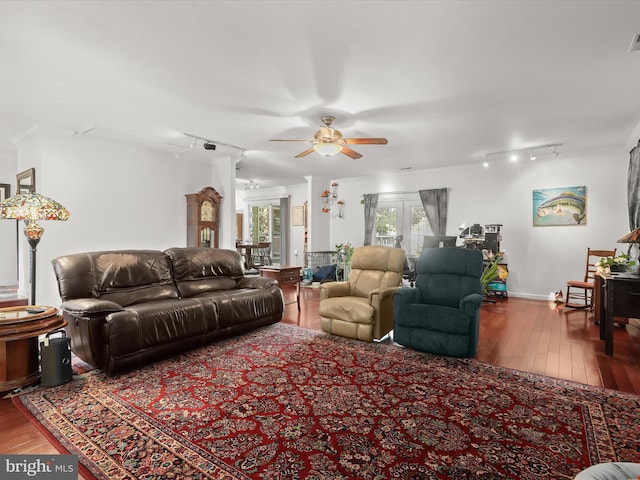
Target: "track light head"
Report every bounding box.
[203,142,216,150]
[486,143,562,162]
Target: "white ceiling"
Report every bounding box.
[1,1,640,187]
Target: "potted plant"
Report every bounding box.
[481,252,503,296]
[597,253,635,273]
[335,242,354,280]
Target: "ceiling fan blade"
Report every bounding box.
[295,147,317,158]
[270,139,313,142]
[340,146,363,159]
[344,138,388,145]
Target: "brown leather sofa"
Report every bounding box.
[51,247,284,374]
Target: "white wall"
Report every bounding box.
[285,184,307,266]
[327,145,629,300]
[16,130,217,307]
[211,154,240,249]
[8,130,632,304]
[0,148,18,285]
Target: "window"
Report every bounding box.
[250,203,281,264]
[375,204,399,247]
[375,200,431,255]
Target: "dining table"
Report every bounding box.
[236,243,257,269]
[239,243,274,269]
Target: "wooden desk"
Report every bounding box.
[260,265,301,312]
[0,306,66,391]
[594,274,628,325]
[598,273,640,356]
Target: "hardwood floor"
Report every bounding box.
[2,286,639,466]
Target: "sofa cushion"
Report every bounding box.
[52,250,178,307]
[394,304,471,334]
[415,248,483,307]
[105,298,215,358]
[348,246,404,298]
[319,296,374,324]
[195,287,283,329]
[165,247,244,298]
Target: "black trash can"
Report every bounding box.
[40,330,73,387]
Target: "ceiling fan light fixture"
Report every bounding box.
[270,116,384,159]
[314,142,342,157]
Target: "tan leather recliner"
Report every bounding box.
[319,245,405,342]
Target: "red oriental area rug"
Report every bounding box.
[14,323,640,479]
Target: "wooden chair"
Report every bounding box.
[251,242,272,267]
[565,248,616,309]
[236,241,250,269]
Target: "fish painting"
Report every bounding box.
[533,186,587,226]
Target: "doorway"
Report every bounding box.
[249,203,281,264]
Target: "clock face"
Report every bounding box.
[201,200,214,222]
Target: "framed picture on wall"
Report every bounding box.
[0,183,9,201]
[532,185,587,226]
[17,168,35,194]
[292,205,305,226]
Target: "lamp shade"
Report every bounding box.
[0,193,70,221]
[617,227,640,244]
[313,142,342,157]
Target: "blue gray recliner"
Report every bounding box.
[393,247,483,357]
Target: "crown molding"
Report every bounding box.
[11,124,75,146]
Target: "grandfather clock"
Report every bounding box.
[186,187,222,248]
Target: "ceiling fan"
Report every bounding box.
[270,116,388,159]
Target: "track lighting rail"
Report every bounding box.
[183,132,246,152]
[485,143,563,159]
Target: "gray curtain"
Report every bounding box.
[279,197,289,265]
[628,140,640,231]
[363,193,378,246]
[419,188,448,236]
[627,141,640,258]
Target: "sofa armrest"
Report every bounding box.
[369,286,398,303]
[236,276,278,289]
[369,286,400,311]
[369,286,399,340]
[320,281,350,300]
[61,298,124,316]
[393,287,420,305]
[459,293,483,316]
[59,299,124,371]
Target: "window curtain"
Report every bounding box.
[628,140,640,231]
[363,193,378,246]
[280,197,289,265]
[419,188,448,236]
[626,141,640,258]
